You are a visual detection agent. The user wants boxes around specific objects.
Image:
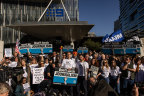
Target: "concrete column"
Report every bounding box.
[12,29,15,43]
[1,1,3,14]
[3,9,5,26]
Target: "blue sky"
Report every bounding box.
[79,0,120,36]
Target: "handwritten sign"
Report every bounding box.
[8,62,17,67]
[33,68,44,84]
[29,64,38,73]
[5,48,12,57]
[23,83,30,92]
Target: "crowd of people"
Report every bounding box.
[0,50,144,96]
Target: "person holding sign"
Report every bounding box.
[15,77,28,96]
[89,58,101,79]
[62,52,76,70]
[61,52,76,96]
[76,54,89,96]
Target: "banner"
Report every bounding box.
[19,42,53,54]
[33,68,44,84]
[102,34,109,43]
[63,45,73,52]
[103,30,124,43]
[5,48,13,57]
[53,68,78,85]
[77,47,88,53]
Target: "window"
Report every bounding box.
[130,10,137,21]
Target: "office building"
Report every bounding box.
[119,0,144,37]
[0,0,93,47]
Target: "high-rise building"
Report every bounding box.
[114,18,121,32]
[119,0,144,37]
[0,0,92,47]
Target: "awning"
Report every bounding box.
[6,21,94,41]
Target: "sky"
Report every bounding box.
[79,0,120,36]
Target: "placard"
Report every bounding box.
[0,41,4,61]
[8,62,17,67]
[53,69,78,85]
[23,83,30,92]
[29,64,38,73]
[33,68,44,84]
[5,48,12,57]
[77,47,88,53]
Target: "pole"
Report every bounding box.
[38,0,53,22]
[61,0,71,21]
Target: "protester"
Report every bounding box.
[15,77,28,96]
[62,52,76,70]
[76,54,89,96]
[100,59,110,84]
[110,59,121,94]
[0,83,10,96]
[121,56,136,95]
[2,47,144,96]
[89,58,101,79]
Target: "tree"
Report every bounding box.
[83,39,102,51]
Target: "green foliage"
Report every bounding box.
[83,39,102,51]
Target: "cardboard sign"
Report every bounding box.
[29,64,38,73]
[8,62,17,67]
[5,48,12,57]
[23,83,30,92]
[0,41,4,61]
[33,68,44,84]
[53,69,78,85]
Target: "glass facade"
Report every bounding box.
[119,0,144,36]
[0,0,79,44]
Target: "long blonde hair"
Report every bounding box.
[102,59,109,70]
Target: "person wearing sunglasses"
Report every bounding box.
[100,59,110,84]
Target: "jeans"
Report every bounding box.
[122,78,134,95]
[77,76,87,96]
[103,77,110,84]
[110,76,120,94]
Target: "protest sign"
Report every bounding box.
[5,48,12,57]
[29,64,38,73]
[33,68,44,84]
[23,83,30,92]
[53,69,78,85]
[0,41,4,61]
[19,42,53,54]
[8,62,17,67]
[77,47,88,53]
[63,45,73,52]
